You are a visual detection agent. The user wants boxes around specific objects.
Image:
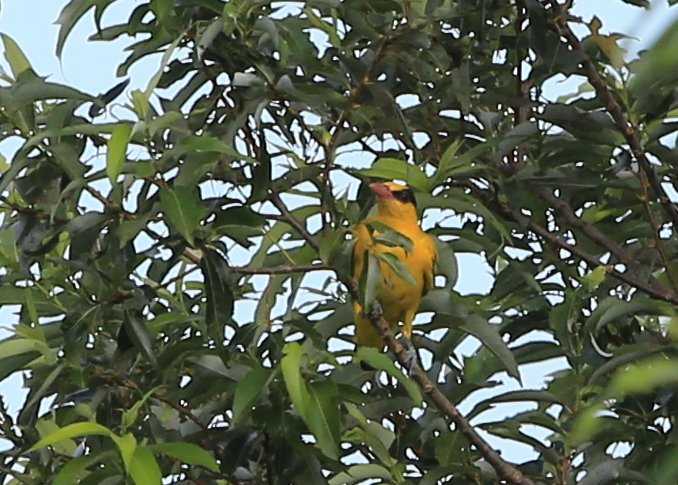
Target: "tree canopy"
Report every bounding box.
[1,0,678,483]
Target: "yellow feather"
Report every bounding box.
[352,182,437,347]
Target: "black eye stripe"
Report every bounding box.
[392,188,416,207]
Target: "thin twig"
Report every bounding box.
[269,191,320,252]
[545,0,678,231]
[513,206,678,304]
[637,171,678,294]
[321,35,391,228]
[462,180,678,304]
[537,189,634,267]
[0,465,29,485]
[234,264,330,275]
[96,370,209,432]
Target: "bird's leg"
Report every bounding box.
[399,311,418,372]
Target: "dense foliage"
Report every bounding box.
[1,0,678,483]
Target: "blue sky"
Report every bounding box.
[1,0,677,466]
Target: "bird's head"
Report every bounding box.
[369,181,418,220]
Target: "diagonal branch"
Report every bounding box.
[269,190,320,252]
[509,205,678,304]
[372,304,533,484]
[461,181,678,304]
[537,189,634,267]
[545,0,678,230]
[344,282,534,485]
[537,187,678,297]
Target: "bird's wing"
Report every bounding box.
[351,222,371,282]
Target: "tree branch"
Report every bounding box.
[269,190,320,252]
[537,189,634,267]
[233,264,330,275]
[537,187,678,298]
[510,205,678,304]
[366,300,534,485]
[545,0,678,230]
[343,282,533,485]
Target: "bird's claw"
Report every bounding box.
[367,301,383,321]
[398,336,418,373]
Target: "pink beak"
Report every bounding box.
[369,182,394,199]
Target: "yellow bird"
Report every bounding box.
[352,181,437,348]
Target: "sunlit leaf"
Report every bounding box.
[1,33,32,78]
[359,158,430,192]
[148,442,219,472]
[106,123,132,184]
[129,445,161,485]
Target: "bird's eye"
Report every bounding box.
[393,189,416,207]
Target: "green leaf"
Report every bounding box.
[329,464,393,485]
[160,186,206,246]
[376,252,417,286]
[630,19,678,102]
[1,34,32,78]
[281,343,339,458]
[147,442,219,472]
[467,390,561,420]
[362,252,381,312]
[306,380,341,460]
[621,0,649,6]
[35,420,78,456]
[106,123,132,184]
[55,0,115,59]
[360,158,430,192]
[582,265,607,291]
[112,432,137,471]
[151,0,172,25]
[568,402,606,446]
[355,347,423,405]
[122,385,163,431]
[22,364,64,420]
[54,450,117,485]
[232,365,270,423]
[368,220,414,253]
[281,343,310,418]
[0,338,50,360]
[651,444,678,485]
[129,446,162,485]
[435,240,458,289]
[577,459,646,485]
[179,135,246,158]
[437,139,463,178]
[201,248,234,342]
[29,422,113,452]
[122,311,158,366]
[435,139,497,183]
[609,356,678,397]
[419,190,510,243]
[461,315,520,381]
[584,296,674,335]
[344,403,397,466]
[134,34,182,119]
